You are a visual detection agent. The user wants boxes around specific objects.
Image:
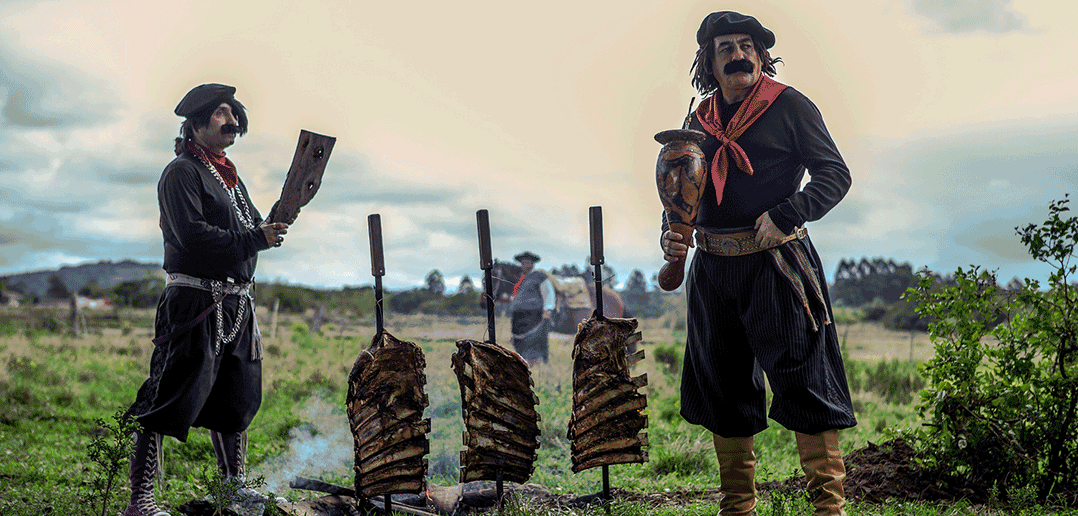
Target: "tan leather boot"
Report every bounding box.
[795,430,847,516]
[713,434,757,515]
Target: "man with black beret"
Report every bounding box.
[660,11,856,516]
[509,251,555,365]
[123,83,290,516]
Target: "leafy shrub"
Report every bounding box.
[85,410,139,516]
[906,195,1078,501]
[880,298,932,332]
[652,344,682,373]
[846,358,926,405]
[109,277,164,308]
[862,306,887,322]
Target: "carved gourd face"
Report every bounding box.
[656,139,707,225]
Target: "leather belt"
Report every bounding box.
[696,226,808,257]
[166,272,250,296]
[157,273,254,355]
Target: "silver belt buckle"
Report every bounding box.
[716,236,742,256]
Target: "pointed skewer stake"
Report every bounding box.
[476,209,505,512]
[588,206,611,514]
[368,214,385,337]
[476,209,496,344]
[366,214,391,516]
[589,206,605,320]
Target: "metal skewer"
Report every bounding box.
[366,213,391,515]
[590,206,606,321]
[589,206,611,514]
[477,209,497,344]
[368,214,385,337]
[476,209,505,511]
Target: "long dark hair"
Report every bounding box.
[690,37,782,99]
[173,97,248,155]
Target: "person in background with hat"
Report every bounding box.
[509,251,555,365]
[659,11,857,516]
[123,83,291,516]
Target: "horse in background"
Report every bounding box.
[488,260,625,334]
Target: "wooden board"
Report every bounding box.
[269,129,336,224]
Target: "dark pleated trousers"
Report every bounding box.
[680,237,857,437]
[511,309,550,363]
[127,286,262,442]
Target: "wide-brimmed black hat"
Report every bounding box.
[696,11,775,49]
[174,83,237,117]
[514,251,540,263]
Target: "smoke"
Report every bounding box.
[255,394,354,493]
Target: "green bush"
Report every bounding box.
[846,358,926,405]
[906,195,1078,501]
[652,344,682,374]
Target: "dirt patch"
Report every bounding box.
[178,439,1022,515]
[548,438,983,510]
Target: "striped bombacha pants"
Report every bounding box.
[679,236,857,437]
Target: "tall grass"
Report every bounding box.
[1,314,1071,515]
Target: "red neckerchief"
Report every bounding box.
[695,75,788,206]
[187,140,239,188]
[511,272,527,298]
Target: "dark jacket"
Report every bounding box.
[687,87,851,235]
[158,153,270,283]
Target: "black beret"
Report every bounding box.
[696,11,775,49]
[514,251,540,263]
[174,83,237,117]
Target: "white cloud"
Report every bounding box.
[910,0,1029,33]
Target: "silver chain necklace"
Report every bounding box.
[192,146,255,230]
[211,281,249,354]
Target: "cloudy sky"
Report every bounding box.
[1,0,1074,291]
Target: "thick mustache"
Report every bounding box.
[723,59,755,75]
[221,124,241,134]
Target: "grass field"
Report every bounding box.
[0,309,1072,515]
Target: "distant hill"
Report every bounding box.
[1,259,163,297]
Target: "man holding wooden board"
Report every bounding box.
[123,83,294,516]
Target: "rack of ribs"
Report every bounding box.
[347,330,431,498]
[567,314,649,473]
[452,339,541,483]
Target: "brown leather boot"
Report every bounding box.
[124,430,171,516]
[795,430,847,516]
[713,434,757,515]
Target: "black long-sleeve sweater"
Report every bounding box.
[158,153,270,283]
[680,86,851,235]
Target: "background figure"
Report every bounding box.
[509,251,554,365]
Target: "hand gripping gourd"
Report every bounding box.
[654,127,707,291]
